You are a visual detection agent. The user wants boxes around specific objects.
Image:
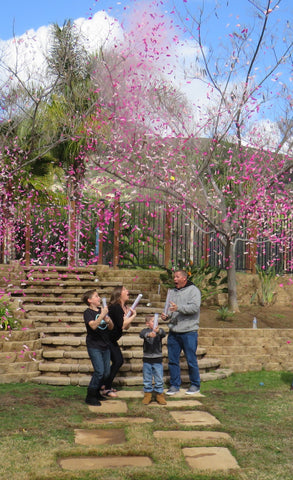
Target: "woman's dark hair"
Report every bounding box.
[109,286,123,307]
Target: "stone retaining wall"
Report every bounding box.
[199,328,293,373]
[1,328,293,383]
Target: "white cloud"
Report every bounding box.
[0,11,123,84]
[0,8,281,146]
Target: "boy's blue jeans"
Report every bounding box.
[143,362,164,393]
[87,347,110,390]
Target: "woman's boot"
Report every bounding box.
[85,387,101,406]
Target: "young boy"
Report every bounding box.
[139,314,167,405]
[82,289,114,406]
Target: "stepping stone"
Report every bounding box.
[149,399,202,408]
[88,416,153,425]
[154,431,232,442]
[182,447,240,471]
[170,410,220,426]
[59,455,153,471]
[116,390,143,399]
[87,400,128,414]
[165,389,204,398]
[74,429,126,446]
[117,390,203,399]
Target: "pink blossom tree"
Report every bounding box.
[1,1,293,311]
[84,0,293,311]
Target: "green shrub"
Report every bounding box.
[217,305,234,321]
[0,297,21,330]
[160,259,228,302]
[255,265,277,306]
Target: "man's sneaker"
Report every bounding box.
[185,385,200,395]
[166,386,180,396]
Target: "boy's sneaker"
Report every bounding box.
[185,385,200,395]
[166,386,180,396]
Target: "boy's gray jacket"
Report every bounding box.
[168,282,201,333]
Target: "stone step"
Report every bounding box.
[23,265,101,273]
[40,346,207,360]
[19,280,123,288]
[0,337,42,352]
[0,359,41,374]
[19,274,160,285]
[25,273,99,281]
[22,305,162,316]
[40,326,86,334]
[41,336,86,347]
[0,349,43,363]
[22,265,161,279]
[39,334,192,349]
[8,288,161,301]
[18,296,157,307]
[30,317,154,329]
[37,324,168,335]
[31,368,233,387]
[21,276,160,289]
[40,346,207,361]
[0,329,40,341]
[38,334,209,361]
[1,266,230,386]
[31,317,85,327]
[0,371,43,383]
[37,356,220,375]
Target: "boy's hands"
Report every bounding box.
[148,331,156,338]
[100,306,108,318]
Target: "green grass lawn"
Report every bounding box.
[0,371,292,480]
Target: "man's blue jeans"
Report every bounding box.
[167,331,200,389]
[143,361,164,393]
[87,347,110,390]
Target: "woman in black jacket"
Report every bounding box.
[101,286,137,396]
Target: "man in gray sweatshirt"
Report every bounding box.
[162,270,201,395]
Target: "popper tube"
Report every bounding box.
[125,293,143,318]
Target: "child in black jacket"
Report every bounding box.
[139,314,166,405]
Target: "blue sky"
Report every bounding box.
[1,0,292,41]
[1,0,292,145]
[0,0,115,40]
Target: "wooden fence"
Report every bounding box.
[1,197,292,272]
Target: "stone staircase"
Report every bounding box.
[2,264,232,386]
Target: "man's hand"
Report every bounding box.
[169,301,178,312]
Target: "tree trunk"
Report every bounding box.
[25,197,31,266]
[68,198,76,267]
[113,194,120,268]
[1,187,16,264]
[225,239,239,312]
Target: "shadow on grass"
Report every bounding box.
[280,371,293,386]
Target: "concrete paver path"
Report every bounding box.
[59,389,239,474]
[154,430,232,442]
[74,428,126,446]
[59,455,153,471]
[183,446,240,471]
[170,410,221,426]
